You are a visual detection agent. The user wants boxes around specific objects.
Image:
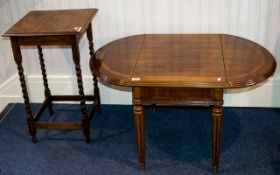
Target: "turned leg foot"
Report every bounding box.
[211,89,224,173]
[212,165,218,174]
[85,136,91,143]
[32,136,38,143]
[83,118,91,144]
[132,87,145,170]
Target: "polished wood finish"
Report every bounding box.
[132,87,145,170]
[3,9,100,143]
[87,23,101,113]
[37,45,53,115]
[142,87,213,106]
[211,88,223,174]
[91,34,276,172]
[3,9,97,37]
[91,34,276,88]
[221,35,276,88]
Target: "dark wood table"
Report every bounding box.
[90,34,276,173]
[2,9,101,143]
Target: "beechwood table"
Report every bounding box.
[90,34,276,173]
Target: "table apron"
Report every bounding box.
[141,87,218,106]
[15,35,78,46]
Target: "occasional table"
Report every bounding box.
[90,34,276,173]
[2,9,101,143]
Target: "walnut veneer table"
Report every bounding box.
[2,9,101,143]
[90,34,276,173]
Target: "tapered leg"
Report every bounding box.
[11,37,37,143]
[37,45,53,115]
[71,41,90,143]
[132,87,145,170]
[211,88,224,173]
[86,23,101,114]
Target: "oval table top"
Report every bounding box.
[90,34,276,88]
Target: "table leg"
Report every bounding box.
[211,88,223,173]
[37,45,53,115]
[11,37,37,143]
[71,41,90,143]
[132,87,145,170]
[86,23,101,114]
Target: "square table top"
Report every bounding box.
[2,9,98,37]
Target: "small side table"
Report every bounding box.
[2,9,101,143]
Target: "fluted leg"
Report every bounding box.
[72,42,90,143]
[37,45,53,115]
[86,23,101,113]
[132,87,145,170]
[211,88,224,173]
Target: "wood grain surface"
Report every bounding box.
[91,34,276,89]
[2,9,98,37]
